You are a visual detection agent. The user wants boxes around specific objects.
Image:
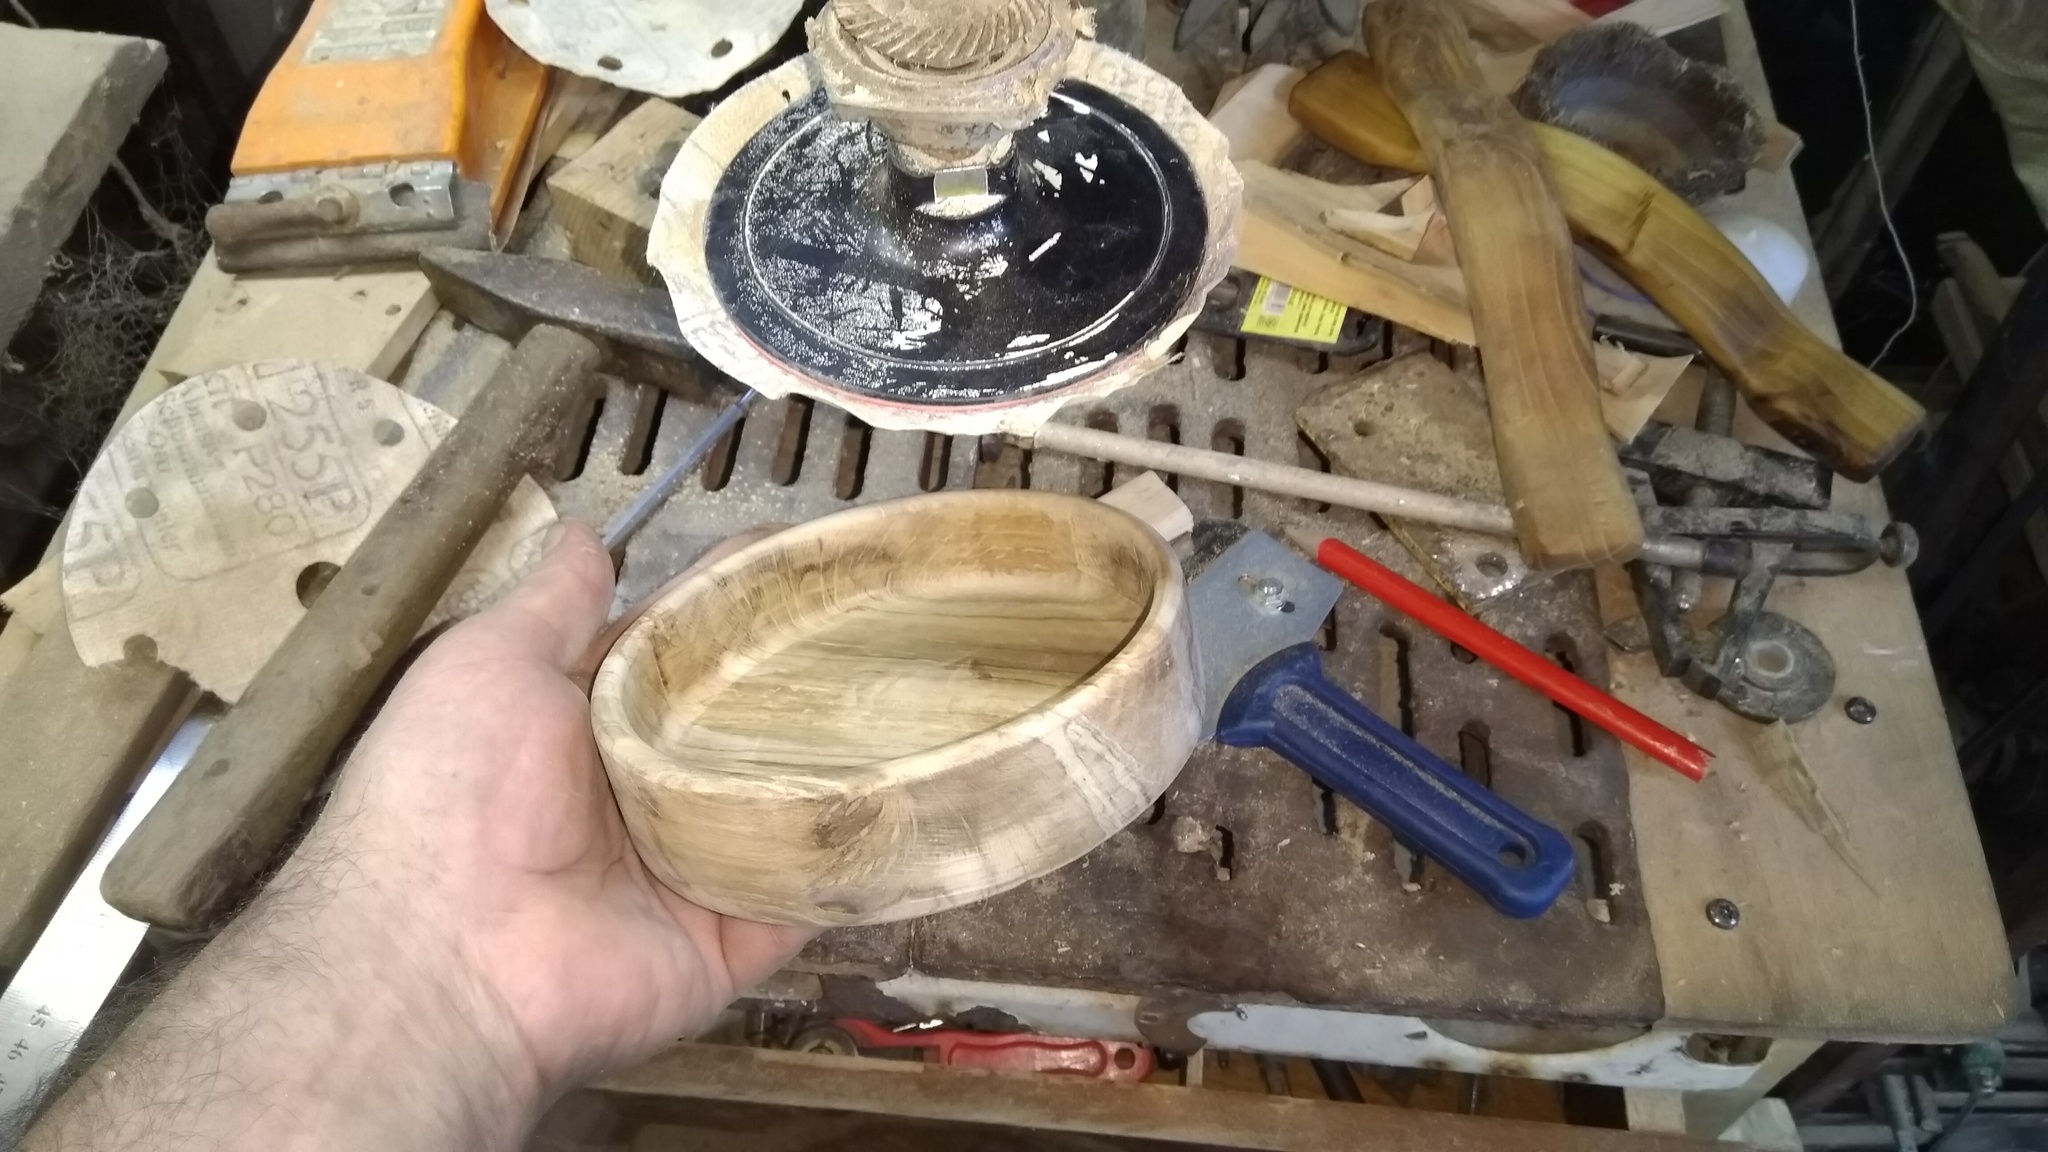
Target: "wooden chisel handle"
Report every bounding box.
[1290,52,1925,482]
[101,326,602,931]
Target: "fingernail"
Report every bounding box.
[541,520,570,554]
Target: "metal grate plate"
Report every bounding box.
[541,331,1662,1028]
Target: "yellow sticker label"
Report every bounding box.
[1237,276,1347,346]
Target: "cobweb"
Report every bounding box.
[0,97,210,516]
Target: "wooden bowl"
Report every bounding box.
[590,490,1202,926]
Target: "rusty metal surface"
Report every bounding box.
[543,333,1662,1028]
[910,542,1662,1029]
[1297,354,1539,611]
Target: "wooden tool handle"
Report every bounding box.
[1365,0,1642,569]
[100,326,601,931]
[1292,51,1926,481]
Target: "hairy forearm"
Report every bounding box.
[24,839,541,1152]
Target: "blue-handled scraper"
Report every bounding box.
[1184,521,1574,919]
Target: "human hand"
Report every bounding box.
[318,520,816,1093]
[27,527,817,1152]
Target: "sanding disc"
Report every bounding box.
[704,81,1208,407]
[487,0,804,98]
[60,361,557,703]
[651,42,1240,435]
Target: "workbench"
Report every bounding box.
[0,2,2015,1146]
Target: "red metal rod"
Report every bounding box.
[1316,539,1712,781]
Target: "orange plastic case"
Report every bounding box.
[232,0,548,226]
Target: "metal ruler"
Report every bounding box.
[0,717,209,1129]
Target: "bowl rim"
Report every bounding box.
[589,489,1187,798]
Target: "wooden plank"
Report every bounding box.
[146,257,437,384]
[1614,374,2014,1042]
[1675,1038,1823,1138]
[504,72,630,241]
[547,98,699,282]
[601,1043,1741,1152]
[1244,160,1430,264]
[1323,205,1431,261]
[1232,172,1681,446]
[1290,52,1926,482]
[0,256,435,959]
[0,25,166,351]
[1635,4,2006,1044]
[0,628,192,968]
[1366,0,1643,569]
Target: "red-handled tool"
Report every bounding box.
[825,1018,1154,1081]
[1315,539,1713,781]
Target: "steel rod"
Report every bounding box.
[602,389,759,553]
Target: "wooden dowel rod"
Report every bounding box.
[1032,422,1515,534]
[1028,423,1706,569]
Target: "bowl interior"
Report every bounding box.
[613,497,1166,776]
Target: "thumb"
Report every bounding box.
[568,524,788,694]
[454,519,616,673]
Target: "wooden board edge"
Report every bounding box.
[601,1042,1749,1152]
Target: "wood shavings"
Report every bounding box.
[1749,720,1878,895]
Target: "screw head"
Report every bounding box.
[1706,898,1741,929]
[1242,575,1288,613]
[1844,696,1878,724]
[311,186,358,225]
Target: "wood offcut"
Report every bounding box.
[1366,0,1644,569]
[547,97,700,281]
[1291,52,1925,480]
